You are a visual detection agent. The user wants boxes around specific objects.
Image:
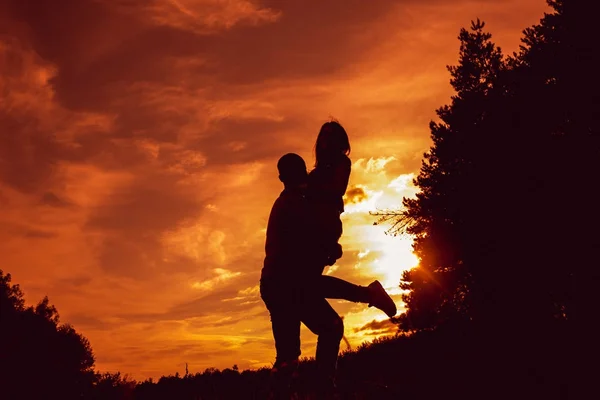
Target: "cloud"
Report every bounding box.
[23,229,59,239]
[360,157,398,174]
[111,0,282,33]
[3,0,400,115]
[388,173,419,198]
[84,172,208,277]
[344,186,368,205]
[0,35,119,200]
[191,268,242,291]
[353,318,398,335]
[40,192,73,208]
[116,275,263,324]
[69,314,115,332]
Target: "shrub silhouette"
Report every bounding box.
[0,270,96,399]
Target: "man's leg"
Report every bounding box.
[260,280,301,397]
[299,294,344,395]
[317,275,397,318]
[270,313,301,369]
[269,311,300,398]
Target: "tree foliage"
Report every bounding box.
[0,270,97,399]
[390,0,599,333]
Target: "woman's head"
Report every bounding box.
[314,120,350,167]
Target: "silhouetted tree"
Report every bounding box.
[0,270,97,399]
[516,0,599,324]
[392,0,598,340]
[395,19,506,331]
[92,372,136,400]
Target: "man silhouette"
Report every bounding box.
[260,153,396,398]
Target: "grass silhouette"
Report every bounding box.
[127,322,570,400]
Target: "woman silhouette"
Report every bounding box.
[308,120,396,318]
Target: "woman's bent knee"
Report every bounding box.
[332,316,344,340]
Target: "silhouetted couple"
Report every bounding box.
[260,121,397,399]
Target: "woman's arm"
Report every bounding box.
[310,157,351,197]
[331,157,351,197]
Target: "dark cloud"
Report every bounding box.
[0,112,62,194]
[85,174,209,277]
[0,35,113,195]
[0,191,8,206]
[0,0,405,205]
[119,278,262,323]
[0,221,58,239]
[187,309,266,330]
[68,314,114,331]
[353,318,398,335]
[23,229,58,239]
[195,117,303,165]
[86,183,199,233]
[166,285,259,320]
[202,0,399,85]
[3,0,399,113]
[40,192,72,208]
[4,0,150,111]
[344,186,368,205]
[58,275,93,287]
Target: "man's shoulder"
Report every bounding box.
[278,189,306,203]
[270,190,306,213]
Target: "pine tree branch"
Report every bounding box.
[369,208,417,236]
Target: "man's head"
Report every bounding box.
[277,153,307,187]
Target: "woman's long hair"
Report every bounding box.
[314,120,351,167]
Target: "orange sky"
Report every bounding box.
[1,0,549,380]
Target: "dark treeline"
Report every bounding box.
[2,1,596,398]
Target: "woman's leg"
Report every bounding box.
[317,275,370,303]
[317,275,397,318]
[299,294,344,396]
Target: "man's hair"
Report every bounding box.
[277,153,307,185]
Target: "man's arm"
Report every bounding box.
[265,195,314,271]
[278,196,312,257]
